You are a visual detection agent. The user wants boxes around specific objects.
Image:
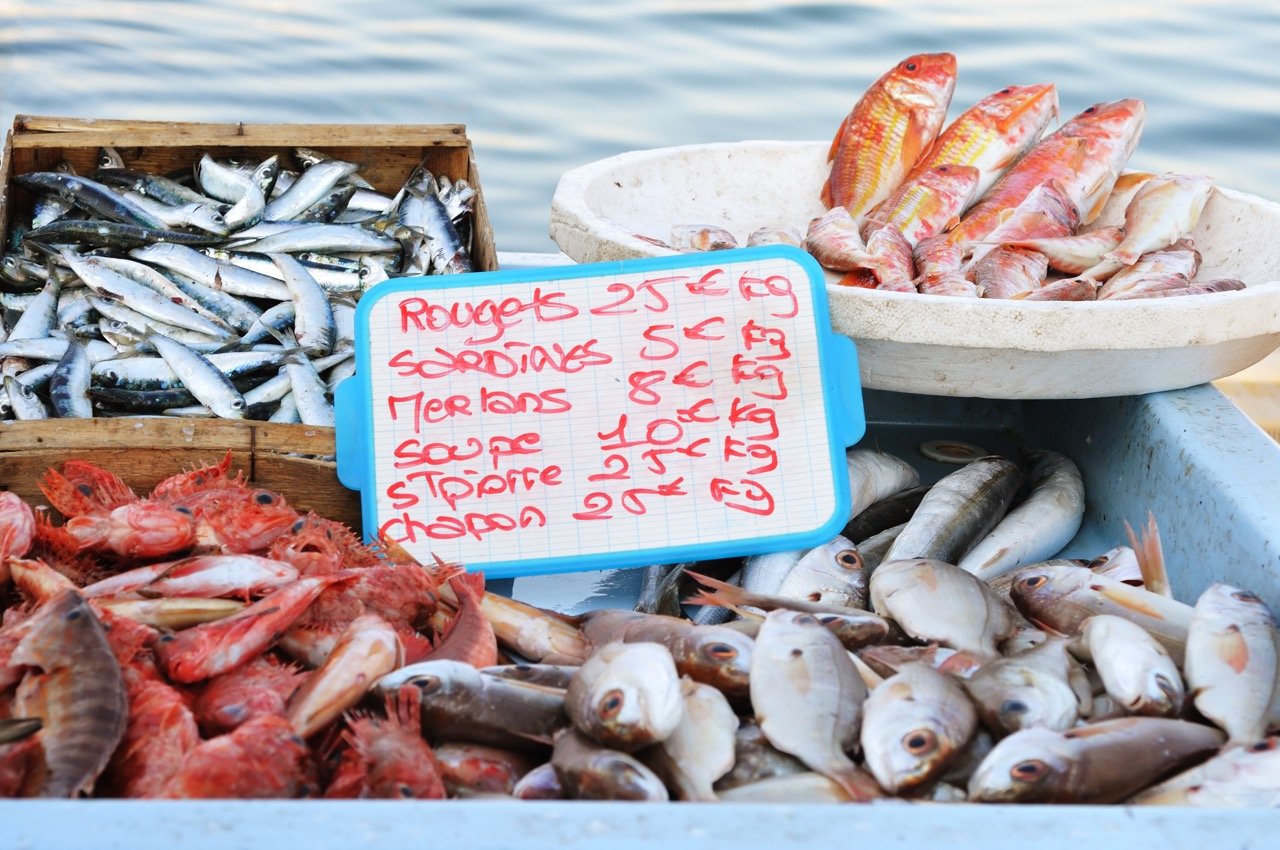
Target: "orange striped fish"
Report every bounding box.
[861,164,980,247]
[822,53,958,218]
[908,83,1059,201]
[949,99,1146,245]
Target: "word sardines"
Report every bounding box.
[0,145,482,423]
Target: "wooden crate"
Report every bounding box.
[0,114,497,271]
[0,418,360,530]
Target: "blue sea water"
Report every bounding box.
[2,0,1279,253]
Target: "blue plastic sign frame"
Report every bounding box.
[335,245,864,579]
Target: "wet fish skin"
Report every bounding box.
[713,720,808,792]
[883,456,1023,565]
[1090,172,1216,275]
[750,610,880,800]
[1184,583,1279,743]
[10,590,127,797]
[4,374,49,419]
[565,641,683,752]
[823,52,958,217]
[270,253,335,356]
[972,246,1048,299]
[844,485,929,544]
[969,717,1225,804]
[263,159,360,222]
[964,638,1081,737]
[861,164,980,248]
[1129,736,1280,807]
[776,536,868,610]
[871,558,1020,659]
[580,608,754,700]
[49,338,92,418]
[378,659,569,751]
[846,449,922,521]
[907,83,1060,200]
[14,171,168,229]
[481,664,580,691]
[644,678,738,801]
[1009,563,1193,665]
[1075,614,1184,717]
[958,450,1086,581]
[284,351,335,426]
[0,717,42,745]
[147,332,247,419]
[861,662,977,793]
[551,728,669,801]
[717,771,855,803]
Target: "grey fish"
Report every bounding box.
[871,558,1020,659]
[565,642,683,752]
[195,153,257,204]
[378,659,569,751]
[25,219,221,249]
[206,248,363,295]
[5,374,49,419]
[643,678,737,801]
[969,717,1225,804]
[1184,583,1279,743]
[298,184,356,223]
[846,449,921,520]
[271,253,335,356]
[14,171,168,229]
[120,192,230,235]
[551,728,669,801]
[861,662,977,793]
[166,273,263,335]
[130,243,289,301]
[855,522,905,572]
[634,563,685,617]
[93,255,235,334]
[49,338,92,418]
[92,168,220,207]
[266,391,299,423]
[1129,736,1280,807]
[223,181,265,231]
[883,456,1024,564]
[6,277,61,341]
[234,223,399,255]
[284,352,335,426]
[958,450,1085,581]
[263,160,359,222]
[147,332,246,419]
[749,610,879,801]
[843,484,930,543]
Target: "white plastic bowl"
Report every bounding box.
[549,141,1280,399]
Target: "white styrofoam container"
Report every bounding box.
[549,141,1280,399]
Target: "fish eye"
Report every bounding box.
[905,61,918,71]
[65,608,83,621]
[231,399,246,410]
[599,688,625,720]
[1000,87,1012,94]
[1231,589,1262,603]
[702,642,738,661]
[411,675,442,694]
[835,550,862,570]
[76,483,94,496]
[174,506,192,515]
[255,492,277,505]
[1000,699,1028,716]
[794,614,819,627]
[157,633,175,644]
[1249,739,1278,752]
[1020,575,1048,589]
[290,519,306,533]
[1011,759,1050,783]
[1084,106,1096,114]
[358,266,371,280]
[398,785,414,798]
[902,729,937,756]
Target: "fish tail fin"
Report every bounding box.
[1125,513,1170,598]
[683,570,749,610]
[828,764,883,802]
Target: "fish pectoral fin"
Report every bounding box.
[1210,625,1250,674]
[1091,583,1166,619]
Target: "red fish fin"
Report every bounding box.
[1212,625,1250,674]
[820,175,834,209]
[901,107,935,172]
[149,450,236,503]
[446,568,485,601]
[838,269,880,289]
[59,459,137,512]
[39,467,101,517]
[830,765,883,802]
[1125,513,1170,597]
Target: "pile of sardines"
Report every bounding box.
[0,146,476,422]
[1,448,1276,804]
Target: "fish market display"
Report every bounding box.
[2,447,1278,805]
[0,147,479,422]
[649,54,1242,302]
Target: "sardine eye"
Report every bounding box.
[1000,699,1028,716]
[1011,759,1050,783]
[1232,589,1262,603]
[702,642,738,662]
[1020,575,1048,589]
[599,688,625,720]
[835,550,862,571]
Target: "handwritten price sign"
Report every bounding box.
[335,246,863,578]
